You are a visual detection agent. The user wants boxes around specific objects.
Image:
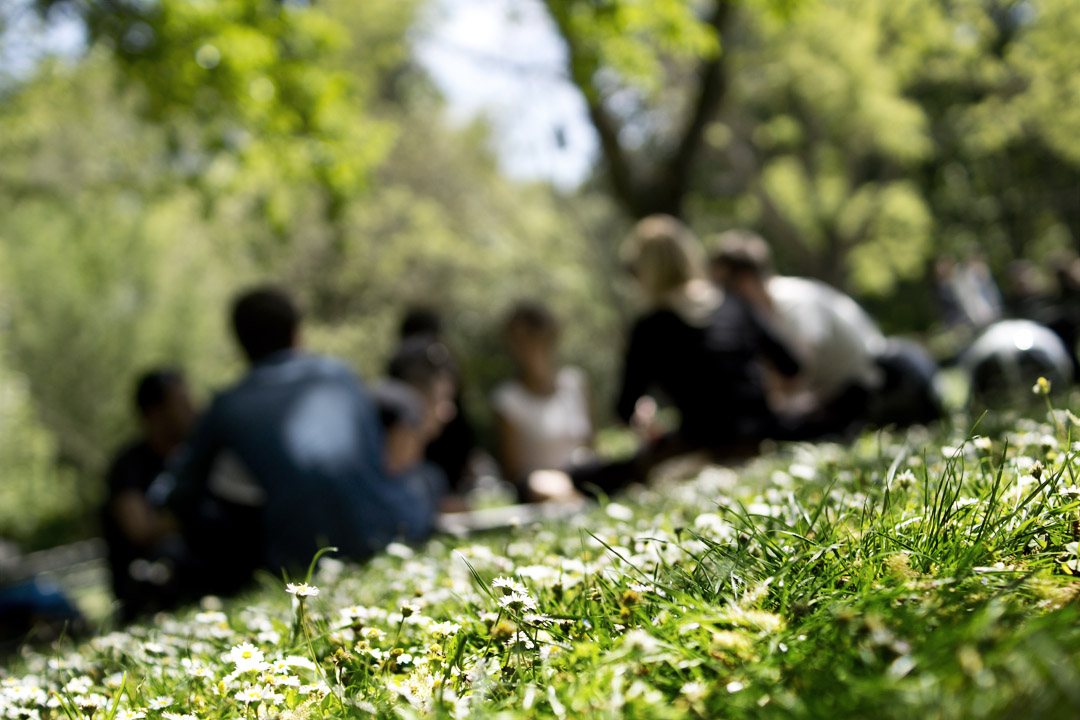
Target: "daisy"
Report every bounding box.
[227,643,265,673]
[234,686,267,704]
[492,576,525,595]
[285,582,319,597]
[497,591,538,613]
[429,621,461,638]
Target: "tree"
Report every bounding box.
[544,0,732,219]
[547,0,1080,314]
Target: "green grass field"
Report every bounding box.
[5,397,1080,718]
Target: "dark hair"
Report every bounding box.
[387,337,456,392]
[134,369,184,417]
[399,307,443,340]
[505,301,558,339]
[231,285,300,363]
[710,230,773,278]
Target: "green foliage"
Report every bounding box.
[0,361,87,548]
[546,0,721,96]
[699,0,1080,303]
[0,59,243,475]
[545,0,1080,318]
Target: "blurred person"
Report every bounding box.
[933,256,968,330]
[710,230,941,433]
[396,307,479,492]
[492,302,592,494]
[963,319,1073,404]
[387,337,460,463]
[1004,259,1048,321]
[370,379,448,520]
[150,286,433,589]
[386,338,468,511]
[956,252,1004,328]
[102,369,193,620]
[934,252,1003,332]
[998,256,1080,382]
[536,215,802,500]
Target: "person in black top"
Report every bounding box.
[617,295,800,448]
[103,369,194,620]
[536,215,801,499]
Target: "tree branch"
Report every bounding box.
[546,2,640,217]
[651,1,733,218]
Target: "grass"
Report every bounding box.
[5,400,1080,718]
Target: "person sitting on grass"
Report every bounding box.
[532,215,802,501]
[370,379,451,519]
[492,302,593,498]
[150,286,434,593]
[102,368,194,621]
[395,307,480,493]
[386,337,468,512]
[710,231,941,430]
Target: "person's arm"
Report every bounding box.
[748,305,801,378]
[111,490,177,546]
[345,387,435,550]
[149,401,223,520]
[495,411,527,487]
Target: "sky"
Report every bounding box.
[1,0,596,189]
[0,0,85,77]
[412,0,595,188]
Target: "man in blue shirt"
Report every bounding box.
[155,286,433,583]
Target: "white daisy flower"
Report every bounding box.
[497,591,538,613]
[429,621,461,638]
[492,576,525,595]
[285,582,319,597]
[234,685,267,704]
[227,643,265,673]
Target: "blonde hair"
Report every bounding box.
[622,215,706,300]
[622,215,720,323]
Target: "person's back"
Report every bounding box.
[620,293,797,445]
[157,287,433,581]
[198,352,425,569]
[767,276,885,404]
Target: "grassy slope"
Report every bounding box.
[5,404,1080,719]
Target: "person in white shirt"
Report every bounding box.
[766,275,886,412]
[710,230,941,433]
[710,231,883,415]
[492,302,593,493]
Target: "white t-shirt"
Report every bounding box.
[767,276,886,402]
[492,366,591,476]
